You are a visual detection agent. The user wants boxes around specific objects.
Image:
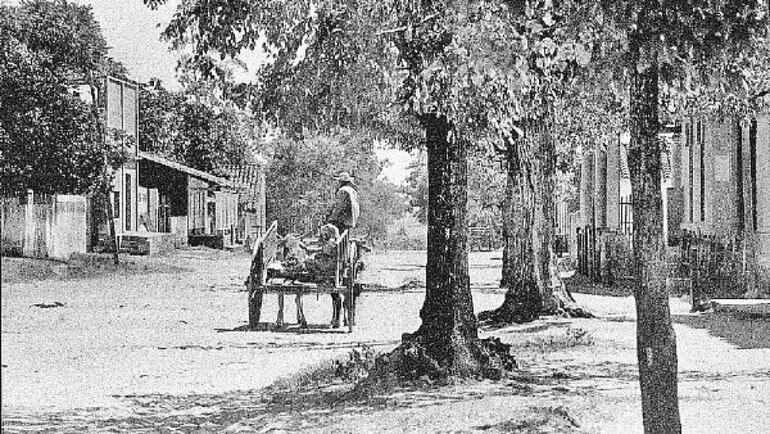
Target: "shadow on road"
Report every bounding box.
[216,323,353,334]
[672,312,770,349]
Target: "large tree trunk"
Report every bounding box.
[481,133,541,324]
[480,119,590,326]
[413,114,483,376]
[628,29,682,433]
[367,114,515,382]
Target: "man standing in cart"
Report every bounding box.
[326,171,359,234]
[325,171,360,328]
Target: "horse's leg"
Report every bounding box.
[342,295,349,327]
[276,293,285,328]
[330,294,341,328]
[296,294,307,327]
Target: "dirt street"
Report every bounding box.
[2,249,769,433]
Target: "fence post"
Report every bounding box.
[576,227,583,275]
[23,190,34,258]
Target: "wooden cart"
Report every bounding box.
[245,221,365,333]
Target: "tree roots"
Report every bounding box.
[361,331,517,388]
[478,280,594,328]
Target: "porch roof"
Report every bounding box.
[137,151,235,188]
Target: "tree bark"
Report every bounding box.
[481,133,541,324]
[412,114,485,376]
[480,119,590,326]
[367,114,515,382]
[628,26,682,433]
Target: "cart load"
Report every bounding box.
[245,221,368,332]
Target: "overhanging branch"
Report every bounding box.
[377,13,440,36]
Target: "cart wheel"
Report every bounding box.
[247,242,266,330]
[347,242,357,333]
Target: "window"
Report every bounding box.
[750,118,758,230]
[699,120,705,222]
[125,174,132,231]
[687,121,694,223]
[737,122,744,233]
[113,191,120,219]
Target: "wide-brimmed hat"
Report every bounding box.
[334,171,354,182]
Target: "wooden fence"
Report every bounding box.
[619,195,633,235]
[680,230,748,300]
[1,192,87,259]
[577,225,635,284]
[469,226,501,252]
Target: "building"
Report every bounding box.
[576,129,677,281]
[2,75,264,257]
[227,160,268,245]
[576,112,770,293]
[136,152,240,250]
[79,76,264,254]
[678,112,770,290]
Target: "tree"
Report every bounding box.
[469,1,604,324]
[138,79,256,177]
[264,130,404,242]
[144,0,523,378]
[402,153,429,224]
[0,1,127,197]
[595,1,769,432]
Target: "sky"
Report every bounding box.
[5,0,416,184]
[74,0,183,89]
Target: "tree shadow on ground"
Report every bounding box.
[1,360,639,433]
[216,322,354,334]
[564,275,634,297]
[671,312,770,349]
[474,405,582,433]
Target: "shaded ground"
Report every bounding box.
[672,312,770,350]
[1,251,191,284]
[2,249,769,433]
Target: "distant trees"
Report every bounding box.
[138,80,256,177]
[0,0,127,196]
[264,131,405,242]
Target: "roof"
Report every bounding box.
[137,151,234,187]
[227,163,264,210]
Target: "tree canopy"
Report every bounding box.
[0,0,127,196]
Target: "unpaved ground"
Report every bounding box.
[2,249,769,433]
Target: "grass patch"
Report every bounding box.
[514,327,596,351]
[1,253,189,284]
[269,345,379,392]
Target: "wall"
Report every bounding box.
[706,118,741,236]
[755,113,770,278]
[1,197,25,255]
[1,193,87,259]
[105,77,139,235]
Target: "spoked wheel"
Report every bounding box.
[346,241,357,333]
[247,241,266,330]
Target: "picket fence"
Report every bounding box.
[1,192,87,259]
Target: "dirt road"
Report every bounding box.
[2,249,769,433]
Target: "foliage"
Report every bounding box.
[0,2,127,196]
[9,0,125,78]
[138,80,256,177]
[468,147,505,231]
[403,147,505,231]
[334,345,377,383]
[264,131,405,241]
[401,152,428,224]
